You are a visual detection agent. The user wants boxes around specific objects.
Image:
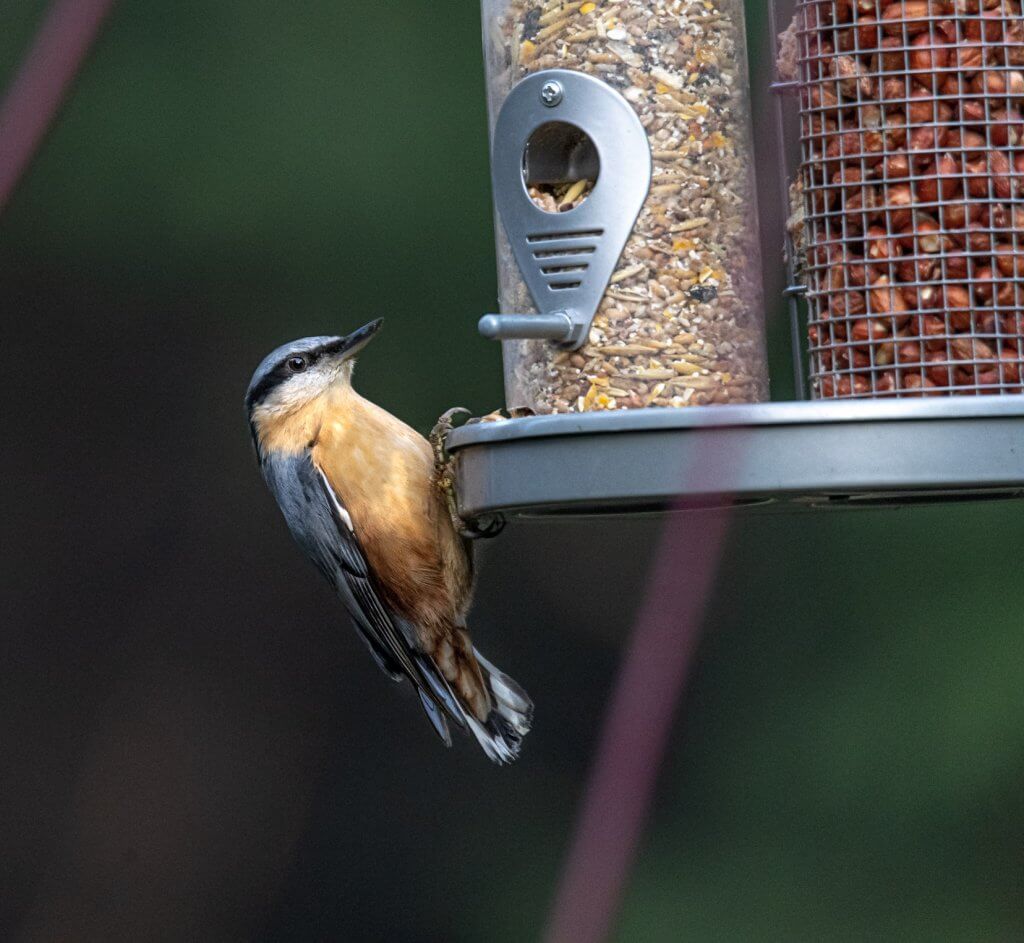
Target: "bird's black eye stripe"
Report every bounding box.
[246,344,337,411]
[245,351,317,410]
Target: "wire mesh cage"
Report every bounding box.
[782,0,1024,399]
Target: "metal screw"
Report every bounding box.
[540,80,563,107]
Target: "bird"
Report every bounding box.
[245,319,532,763]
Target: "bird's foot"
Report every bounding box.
[430,407,472,471]
[430,408,505,540]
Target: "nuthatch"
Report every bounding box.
[246,320,532,763]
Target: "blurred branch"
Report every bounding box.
[544,436,737,943]
[0,0,117,214]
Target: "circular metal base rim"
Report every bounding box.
[447,397,1024,519]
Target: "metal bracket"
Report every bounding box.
[481,69,652,350]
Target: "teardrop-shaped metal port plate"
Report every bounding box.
[490,69,652,349]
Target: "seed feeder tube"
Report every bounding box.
[480,0,770,414]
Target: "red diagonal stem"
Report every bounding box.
[543,434,737,943]
[0,0,117,214]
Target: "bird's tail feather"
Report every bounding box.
[414,653,466,732]
[468,649,533,765]
[414,646,532,764]
[417,689,452,747]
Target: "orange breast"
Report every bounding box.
[313,390,472,635]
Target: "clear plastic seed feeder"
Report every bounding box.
[449,0,1024,521]
[480,0,770,413]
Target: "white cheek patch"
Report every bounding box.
[269,373,325,410]
[262,361,348,414]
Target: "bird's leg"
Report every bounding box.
[430,407,470,477]
[430,407,473,535]
[430,408,505,540]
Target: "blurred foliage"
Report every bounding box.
[1,1,1022,941]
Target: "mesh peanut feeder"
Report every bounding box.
[791,0,1024,399]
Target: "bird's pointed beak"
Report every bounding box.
[333,318,383,360]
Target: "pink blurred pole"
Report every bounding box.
[543,436,737,943]
[0,0,117,214]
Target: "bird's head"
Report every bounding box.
[245,319,383,420]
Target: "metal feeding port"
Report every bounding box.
[479,69,651,350]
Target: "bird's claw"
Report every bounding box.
[430,407,472,467]
[459,515,506,540]
[430,408,504,541]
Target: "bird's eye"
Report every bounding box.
[287,356,308,373]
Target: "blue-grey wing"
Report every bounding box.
[260,451,464,740]
[261,451,410,678]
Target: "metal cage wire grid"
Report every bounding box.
[782,0,1024,399]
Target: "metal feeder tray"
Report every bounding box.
[448,397,1024,520]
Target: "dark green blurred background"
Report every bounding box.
[1,1,1022,940]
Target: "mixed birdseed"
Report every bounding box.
[484,0,769,412]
